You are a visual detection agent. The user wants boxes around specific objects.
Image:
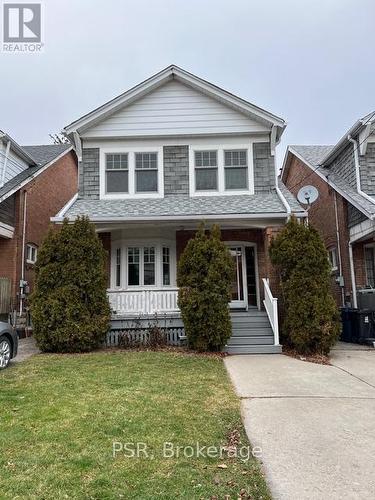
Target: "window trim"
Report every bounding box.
[26,243,38,264]
[189,144,254,196]
[110,239,176,290]
[100,146,164,199]
[328,247,338,272]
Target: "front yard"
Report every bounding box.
[0,351,270,499]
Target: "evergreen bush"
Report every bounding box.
[31,217,111,352]
[269,217,340,355]
[177,224,234,351]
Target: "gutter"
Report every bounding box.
[51,211,307,224]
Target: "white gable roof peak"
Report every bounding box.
[64,65,286,139]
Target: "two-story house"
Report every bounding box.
[0,131,77,327]
[54,65,305,353]
[281,111,375,310]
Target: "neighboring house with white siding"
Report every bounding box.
[55,65,305,353]
[281,111,375,310]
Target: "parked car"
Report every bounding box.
[0,321,18,369]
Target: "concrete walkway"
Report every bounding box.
[12,336,40,363]
[225,346,375,500]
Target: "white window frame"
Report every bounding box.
[328,247,338,272]
[110,239,176,290]
[99,146,164,199]
[26,243,38,264]
[189,143,254,196]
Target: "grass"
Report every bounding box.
[0,350,270,499]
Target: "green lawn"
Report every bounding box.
[0,351,270,499]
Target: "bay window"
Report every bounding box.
[115,243,173,289]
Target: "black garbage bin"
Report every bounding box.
[354,309,374,344]
[340,308,357,342]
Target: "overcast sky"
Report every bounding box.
[1,0,374,166]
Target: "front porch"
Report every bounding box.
[101,222,281,353]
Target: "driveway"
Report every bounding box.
[12,336,40,363]
[225,346,375,500]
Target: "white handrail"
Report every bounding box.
[262,278,279,346]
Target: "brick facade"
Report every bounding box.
[0,151,78,310]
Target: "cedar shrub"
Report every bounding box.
[269,217,340,355]
[30,217,111,352]
[177,223,234,351]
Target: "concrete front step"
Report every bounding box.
[231,326,273,335]
[227,335,274,345]
[226,344,282,354]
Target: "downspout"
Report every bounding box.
[0,140,11,187]
[333,191,345,306]
[274,147,292,220]
[348,135,375,205]
[20,190,28,315]
[348,241,357,309]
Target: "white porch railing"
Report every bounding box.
[262,278,279,346]
[108,288,180,316]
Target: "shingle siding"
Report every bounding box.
[0,195,15,226]
[253,143,275,193]
[359,143,375,196]
[79,148,100,199]
[163,146,189,196]
[327,143,356,189]
[347,202,367,228]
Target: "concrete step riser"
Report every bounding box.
[227,337,274,345]
[231,329,273,337]
[226,345,282,354]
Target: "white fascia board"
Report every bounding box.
[0,146,73,205]
[53,193,78,220]
[64,65,286,136]
[52,211,307,224]
[285,146,375,220]
[0,221,15,238]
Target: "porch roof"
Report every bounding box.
[58,188,304,222]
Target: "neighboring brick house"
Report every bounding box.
[281,111,375,308]
[0,131,78,321]
[54,65,306,353]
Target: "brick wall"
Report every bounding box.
[0,151,78,309]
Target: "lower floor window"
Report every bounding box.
[119,244,172,288]
[26,243,38,264]
[365,247,375,287]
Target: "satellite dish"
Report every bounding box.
[297,185,319,205]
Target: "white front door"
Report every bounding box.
[229,246,248,309]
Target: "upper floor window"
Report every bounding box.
[101,147,163,199]
[26,243,38,264]
[135,153,158,193]
[190,145,253,196]
[105,154,128,193]
[224,150,248,190]
[195,151,218,191]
